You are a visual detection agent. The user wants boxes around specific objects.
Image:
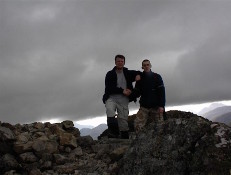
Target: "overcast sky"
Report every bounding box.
[1,0,231,124]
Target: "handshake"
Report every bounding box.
[123,89,132,96]
[123,75,141,97]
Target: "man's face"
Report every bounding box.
[115,58,125,70]
[142,61,151,72]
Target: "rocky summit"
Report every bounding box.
[1,111,231,175]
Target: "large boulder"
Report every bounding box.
[119,110,231,175]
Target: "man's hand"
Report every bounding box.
[158,107,164,113]
[135,75,141,81]
[123,89,131,96]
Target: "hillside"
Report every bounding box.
[1,111,231,174]
[197,102,225,115]
[74,123,94,130]
[213,112,231,126]
[201,106,231,121]
[80,124,107,140]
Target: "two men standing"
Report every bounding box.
[103,55,166,139]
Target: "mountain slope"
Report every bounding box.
[74,123,94,130]
[201,106,231,121]
[198,103,225,116]
[213,112,231,126]
[80,124,107,140]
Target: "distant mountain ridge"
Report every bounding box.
[74,123,94,130]
[213,112,231,126]
[80,124,107,140]
[198,103,225,116]
[198,104,231,126]
[201,106,231,120]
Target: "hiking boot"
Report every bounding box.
[120,131,129,139]
[107,117,120,139]
[108,132,119,138]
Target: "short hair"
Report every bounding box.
[142,59,152,69]
[142,59,150,65]
[115,54,125,63]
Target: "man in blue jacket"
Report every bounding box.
[134,59,166,133]
[103,55,140,139]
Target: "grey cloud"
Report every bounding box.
[1,0,231,124]
[170,27,231,105]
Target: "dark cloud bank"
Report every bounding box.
[0,0,231,124]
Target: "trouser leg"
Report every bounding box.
[105,99,119,138]
[107,117,119,138]
[116,102,129,132]
[106,98,130,139]
[116,102,129,139]
[149,108,164,123]
[134,107,149,133]
[135,107,163,134]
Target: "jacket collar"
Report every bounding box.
[112,66,128,71]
